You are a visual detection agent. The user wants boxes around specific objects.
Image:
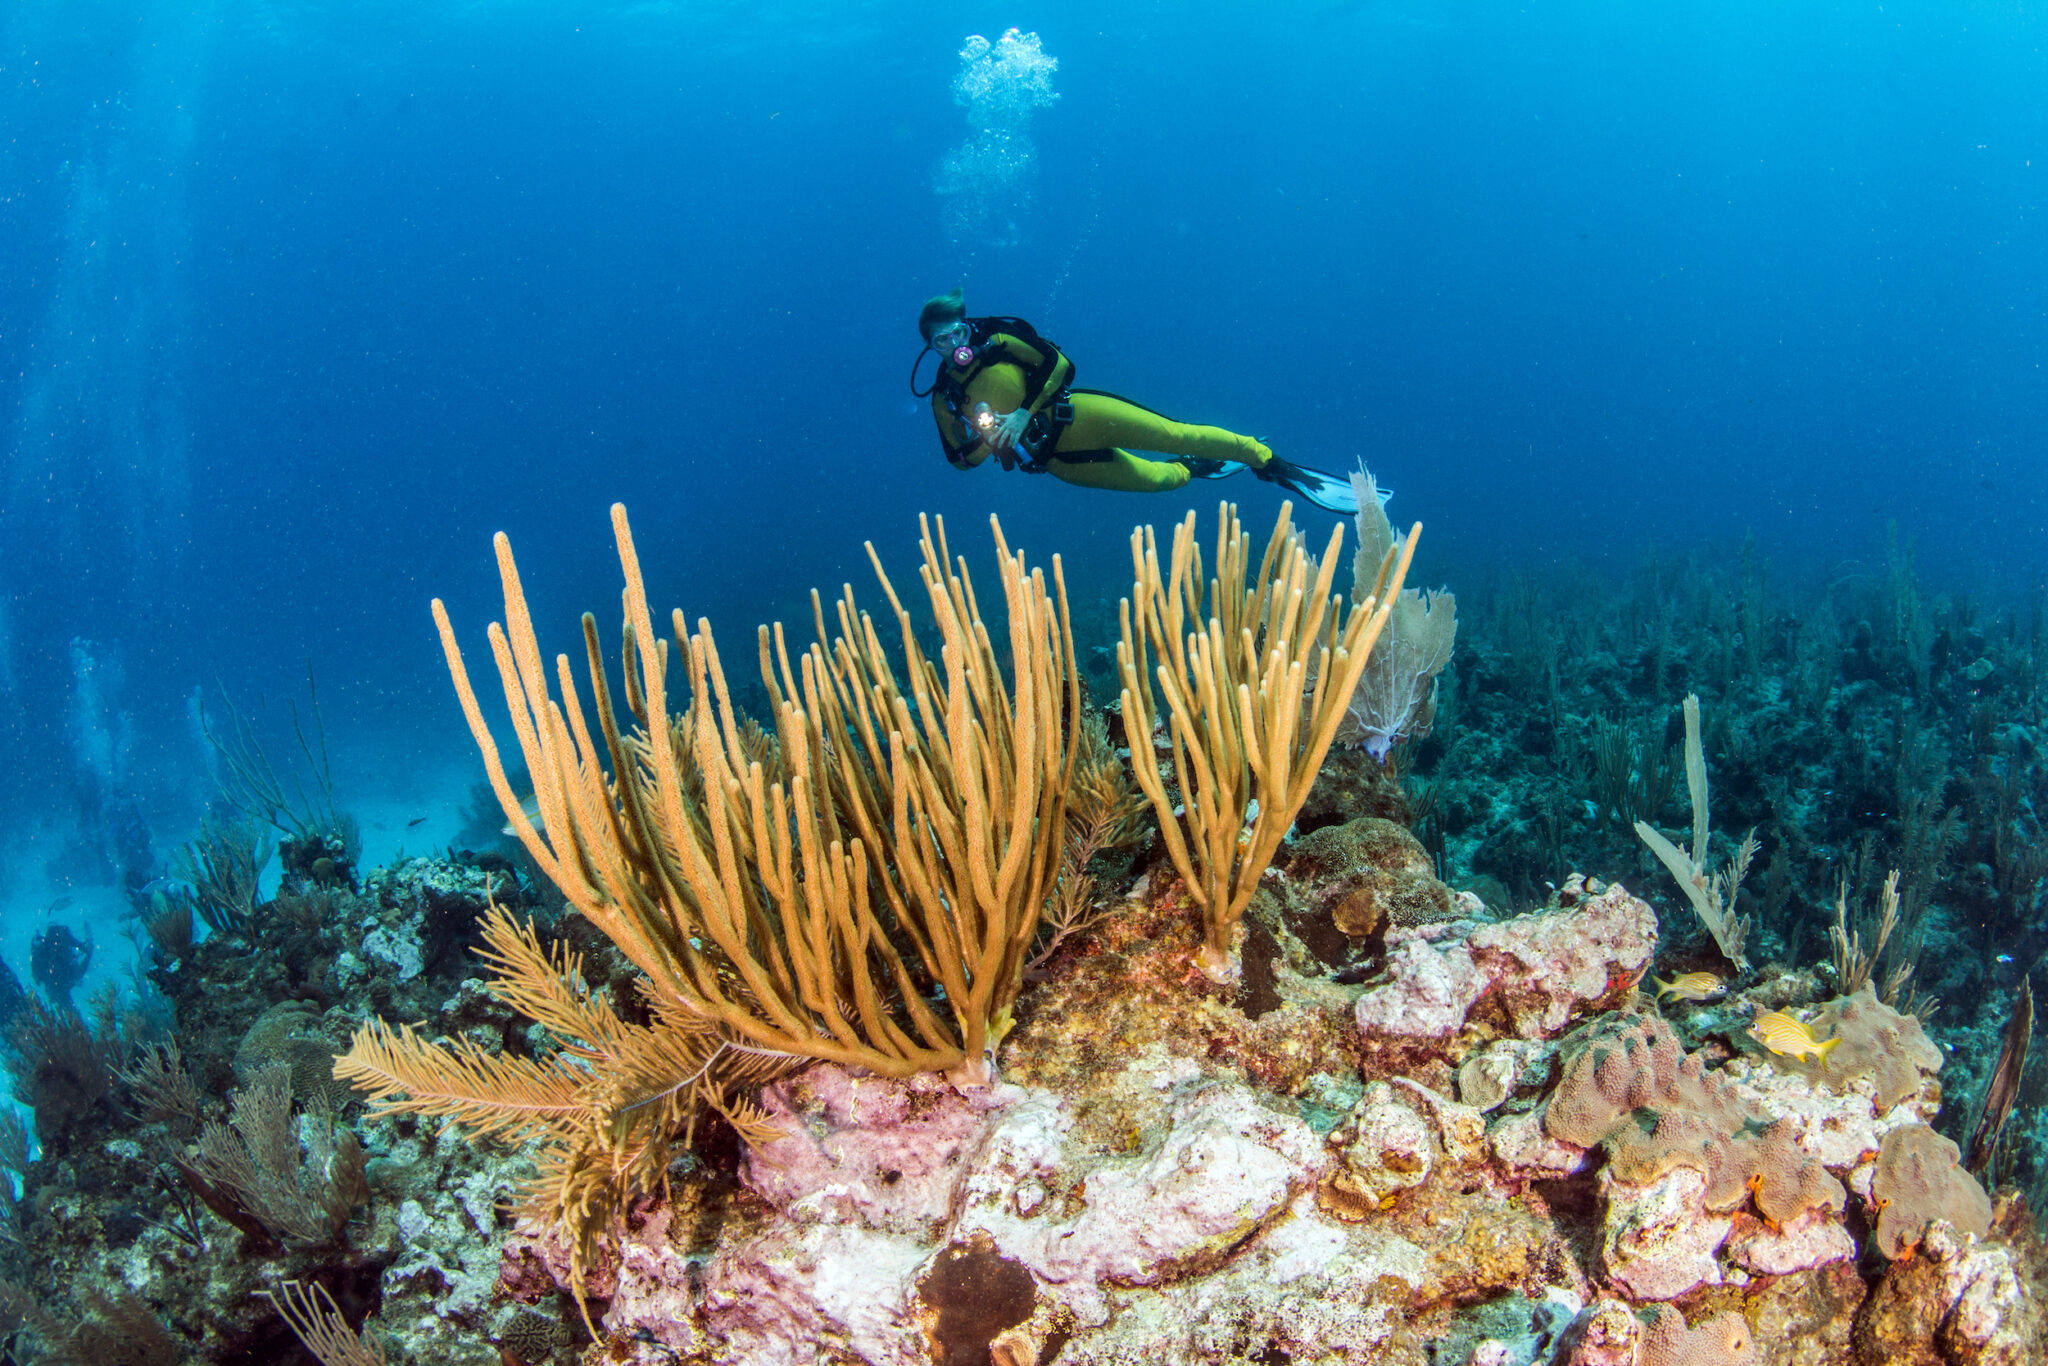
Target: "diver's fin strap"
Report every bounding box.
[1181,458,1250,481]
[1255,458,1361,515]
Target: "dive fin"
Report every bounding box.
[1254,457,1367,515]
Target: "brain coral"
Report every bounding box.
[233,999,348,1109]
[1638,1306,1759,1366]
[1756,984,1942,1111]
[1870,1123,1992,1260]
[1544,1013,1843,1227]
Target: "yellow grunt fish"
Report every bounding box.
[1653,971,1726,1003]
[1750,1010,1843,1067]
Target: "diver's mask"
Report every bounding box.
[932,320,973,367]
[910,320,975,397]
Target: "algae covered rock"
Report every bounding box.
[1556,1297,1642,1365]
[1599,1165,1733,1300]
[1353,881,1656,1064]
[1286,815,1454,942]
[583,1065,1345,1361]
[745,1065,997,1238]
[1457,1037,1553,1111]
[1320,1080,1433,1219]
[970,1081,1328,1294]
[1855,1218,2040,1366]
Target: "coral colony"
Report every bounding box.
[3,498,2044,1365]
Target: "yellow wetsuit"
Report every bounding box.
[929,321,1272,492]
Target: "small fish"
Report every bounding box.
[1653,971,1726,1003]
[1997,954,2015,965]
[1750,1010,1842,1068]
[406,816,426,828]
[502,792,543,836]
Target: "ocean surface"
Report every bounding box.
[1,0,2043,1001]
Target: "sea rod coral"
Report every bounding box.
[425,501,1077,1087]
[1117,499,1418,982]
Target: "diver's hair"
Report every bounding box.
[919,288,967,341]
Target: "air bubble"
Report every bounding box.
[935,28,1059,247]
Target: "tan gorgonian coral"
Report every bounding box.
[264,1280,388,1366]
[426,504,1076,1086]
[1117,500,1417,981]
[338,504,1076,1318]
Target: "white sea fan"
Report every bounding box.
[1341,469,1457,761]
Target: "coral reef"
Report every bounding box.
[8,516,2048,1365]
[473,861,2040,1364]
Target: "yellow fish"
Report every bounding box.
[1750,1010,1843,1067]
[1653,971,1725,1003]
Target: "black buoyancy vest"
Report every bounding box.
[936,317,1073,467]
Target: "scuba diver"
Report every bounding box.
[911,288,1364,514]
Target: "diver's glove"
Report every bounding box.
[988,407,1033,452]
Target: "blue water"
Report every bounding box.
[1,0,2043,911]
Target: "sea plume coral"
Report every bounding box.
[343,503,1084,1313]
[337,907,787,1310]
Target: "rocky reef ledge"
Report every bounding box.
[481,816,2046,1366]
